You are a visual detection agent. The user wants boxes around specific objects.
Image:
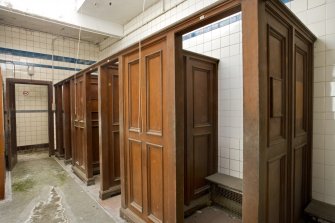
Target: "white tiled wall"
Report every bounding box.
[98,0,222,60]
[182,13,243,179]
[284,0,335,205]
[0,25,99,83]
[0,24,99,149]
[15,84,48,147]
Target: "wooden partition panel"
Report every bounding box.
[62,81,72,164]
[241,1,315,222]
[120,35,177,223]
[55,84,64,158]
[72,73,99,185]
[99,65,120,200]
[0,69,5,200]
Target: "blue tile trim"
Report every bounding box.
[0,59,81,71]
[182,0,293,41]
[0,47,96,65]
[182,13,242,41]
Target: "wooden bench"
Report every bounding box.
[305,200,335,222]
[206,173,243,217]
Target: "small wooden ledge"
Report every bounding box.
[206,173,243,193]
[305,200,335,222]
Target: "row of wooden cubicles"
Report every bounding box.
[54,65,120,198]
[54,0,316,222]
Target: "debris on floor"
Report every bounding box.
[25,187,68,223]
[185,205,241,223]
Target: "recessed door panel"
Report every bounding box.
[145,51,163,136]
[147,143,163,222]
[129,139,143,212]
[128,60,140,132]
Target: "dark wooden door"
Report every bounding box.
[5,81,17,170]
[265,13,290,223]
[70,78,75,165]
[62,81,72,163]
[55,84,64,158]
[89,76,99,175]
[0,69,5,200]
[290,32,312,223]
[264,9,313,223]
[183,51,218,206]
[73,74,85,176]
[99,65,120,199]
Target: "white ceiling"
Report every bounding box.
[0,8,115,44]
[0,0,162,45]
[78,0,160,24]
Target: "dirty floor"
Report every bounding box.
[184,206,242,223]
[0,151,117,223]
[0,151,242,223]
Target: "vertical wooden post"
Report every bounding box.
[241,0,264,222]
[0,69,5,200]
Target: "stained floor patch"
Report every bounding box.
[25,187,68,223]
[12,175,35,192]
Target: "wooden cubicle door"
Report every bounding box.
[183,51,218,206]
[263,5,314,222]
[99,65,120,199]
[0,69,5,200]
[70,78,76,165]
[55,84,64,158]
[72,73,99,185]
[5,80,17,170]
[89,76,99,175]
[291,31,312,223]
[62,81,72,163]
[72,74,86,181]
[121,36,176,222]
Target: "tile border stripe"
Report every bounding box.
[0,59,80,71]
[0,47,96,65]
[182,0,292,41]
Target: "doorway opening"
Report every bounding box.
[176,11,244,221]
[5,79,54,170]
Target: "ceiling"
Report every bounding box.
[78,0,160,24]
[0,8,113,44]
[0,0,162,45]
